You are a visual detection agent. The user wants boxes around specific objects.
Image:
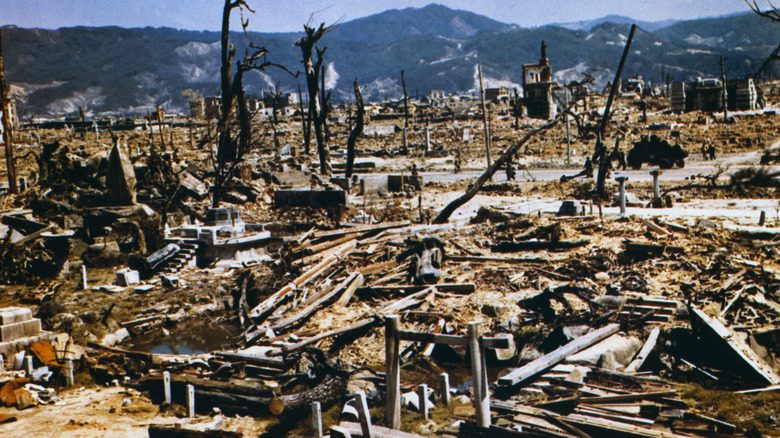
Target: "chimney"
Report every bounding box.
[540,40,548,65]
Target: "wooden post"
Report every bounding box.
[759,210,766,226]
[163,371,172,405]
[0,354,4,372]
[385,315,401,429]
[418,384,429,420]
[401,70,409,153]
[311,401,323,438]
[468,321,490,427]
[720,56,728,123]
[439,372,450,406]
[0,29,17,194]
[354,391,373,438]
[64,359,74,387]
[81,265,88,290]
[186,384,195,418]
[478,64,493,169]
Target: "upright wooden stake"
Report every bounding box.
[0,30,17,194]
[64,359,74,387]
[478,65,492,169]
[439,372,451,406]
[354,391,373,438]
[418,384,429,420]
[163,371,172,405]
[385,315,401,429]
[311,401,323,438]
[468,321,490,427]
[186,384,195,418]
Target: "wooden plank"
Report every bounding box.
[625,327,660,373]
[270,272,361,332]
[336,272,365,306]
[313,221,409,239]
[579,391,677,405]
[564,413,689,438]
[497,324,620,388]
[338,422,424,438]
[358,283,475,295]
[396,330,510,349]
[248,241,356,320]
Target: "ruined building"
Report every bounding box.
[671,78,758,113]
[522,41,557,119]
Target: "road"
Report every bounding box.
[407,151,772,184]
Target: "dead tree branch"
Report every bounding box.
[345,79,364,180]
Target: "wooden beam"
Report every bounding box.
[625,327,660,373]
[313,221,410,239]
[497,324,620,388]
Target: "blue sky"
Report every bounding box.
[0,0,755,32]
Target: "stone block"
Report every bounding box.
[0,307,32,326]
[0,319,41,343]
[116,269,140,287]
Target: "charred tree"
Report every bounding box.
[297,81,310,155]
[747,0,780,21]
[0,29,16,194]
[212,0,288,207]
[434,112,567,224]
[297,24,333,176]
[345,80,365,180]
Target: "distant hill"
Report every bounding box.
[2,6,778,116]
[553,14,678,32]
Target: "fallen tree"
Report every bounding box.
[433,109,573,224]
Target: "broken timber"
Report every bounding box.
[248,240,356,320]
[497,324,620,388]
[690,306,780,385]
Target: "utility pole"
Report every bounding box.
[564,82,571,165]
[596,24,637,197]
[401,70,409,154]
[478,64,492,169]
[720,56,728,123]
[0,29,16,194]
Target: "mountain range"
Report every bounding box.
[2,4,779,116]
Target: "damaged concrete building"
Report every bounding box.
[522,41,557,119]
[671,77,759,113]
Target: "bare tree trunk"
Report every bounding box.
[297,25,333,176]
[434,115,563,224]
[298,81,310,155]
[0,29,16,194]
[345,80,364,180]
[213,0,237,207]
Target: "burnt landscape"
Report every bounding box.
[1,1,780,437]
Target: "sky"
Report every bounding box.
[0,0,756,32]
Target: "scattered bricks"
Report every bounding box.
[0,319,41,342]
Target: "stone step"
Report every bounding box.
[0,318,41,342]
[0,307,33,326]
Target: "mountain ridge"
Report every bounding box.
[2,5,777,116]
